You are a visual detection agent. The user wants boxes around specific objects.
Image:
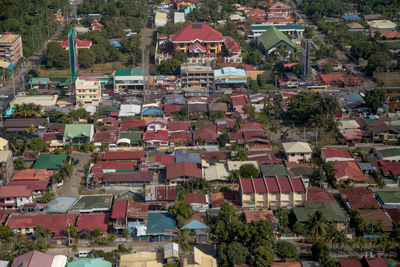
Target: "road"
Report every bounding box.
[56,152,88,197]
[293,5,376,89]
[142,16,155,102]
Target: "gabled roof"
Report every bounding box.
[321,148,353,160]
[339,188,380,209]
[64,124,92,139]
[240,177,306,193]
[182,219,209,230]
[269,1,291,11]
[11,169,54,181]
[185,193,207,204]
[77,213,109,233]
[334,161,366,182]
[282,142,312,153]
[189,42,207,53]
[259,26,295,51]
[166,162,202,180]
[170,23,226,43]
[32,154,67,170]
[293,201,346,222]
[11,250,53,267]
[224,37,240,53]
[307,188,335,202]
[338,257,386,267]
[146,213,176,235]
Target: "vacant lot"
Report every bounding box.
[39,62,128,78]
[374,72,400,87]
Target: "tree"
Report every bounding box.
[78,48,96,69]
[28,137,48,152]
[44,42,69,69]
[218,133,230,148]
[39,192,55,203]
[177,229,194,253]
[239,164,260,178]
[305,211,327,241]
[228,170,240,183]
[250,246,275,267]
[365,89,386,112]
[168,201,193,220]
[311,240,331,264]
[234,149,248,161]
[242,104,256,119]
[275,240,297,260]
[14,157,27,170]
[219,241,249,266]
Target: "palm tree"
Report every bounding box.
[306,211,328,241]
[334,230,347,255]
[353,236,366,253]
[8,136,19,152]
[324,222,338,252]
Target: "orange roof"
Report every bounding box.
[244,210,276,225]
[334,161,366,182]
[382,31,400,39]
[271,262,301,267]
[11,169,54,181]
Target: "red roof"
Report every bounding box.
[11,169,54,181]
[119,118,145,131]
[168,121,191,132]
[378,160,400,176]
[201,151,227,161]
[240,177,305,193]
[12,250,54,267]
[269,2,291,11]
[155,154,175,166]
[77,213,109,233]
[338,257,387,267]
[386,208,400,225]
[164,104,184,115]
[101,171,153,183]
[93,130,118,144]
[224,37,240,53]
[145,118,168,126]
[248,8,266,16]
[334,161,366,182]
[61,38,92,48]
[166,161,202,180]
[382,31,400,39]
[103,151,145,161]
[189,42,207,53]
[339,188,380,209]
[231,94,249,106]
[241,122,264,131]
[7,180,49,192]
[127,201,148,220]
[7,214,77,236]
[0,185,33,198]
[307,188,335,202]
[321,148,353,160]
[242,131,267,142]
[143,130,169,142]
[247,151,283,163]
[155,185,177,201]
[185,193,208,204]
[244,211,276,226]
[169,131,192,142]
[111,200,128,219]
[170,23,226,43]
[193,124,218,142]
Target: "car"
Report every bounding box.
[233,88,243,93]
[17,92,25,96]
[224,89,232,95]
[43,91,51,95]
[0,95,8,99]
[66,92,73,96]
[106,91,115,96]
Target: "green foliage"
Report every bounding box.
[218,241,249,266]
[88,249,119,265]
[12,103,41,118]
[14,157,27,170]
[78,48,96,69]
[182,179,210,194]
[28,137,48,152]
[250,246,275,267]
[365,89,386,111]
[311,240,331,264]
[239,164,259,178]
[234,149,248,161]
[44,42,69,69]
[306,210,328,241]
[275,240,297,260]
[244,48,263,66]
[39,191,55,203]
[177,229,195,253]
[156,59,182,75]
[218,133,230,148]
[168,201,193,220]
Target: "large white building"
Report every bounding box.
[75,77,102,106]
[113,68,144,93]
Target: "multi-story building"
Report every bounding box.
[239,177,307,208]
[75,77,102,106]
[0,33,23,63]
[0,150,14,183]
[180,64,214,89]
[113,68,144,93]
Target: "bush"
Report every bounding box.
[275,240,297,260]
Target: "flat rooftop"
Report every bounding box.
[69,194,113,212]
[10,95,58,106]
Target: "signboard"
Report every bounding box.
[68,29,79,82]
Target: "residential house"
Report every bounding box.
[321,148,354,162]
[316,58,343,71]
[185,193,210,212]
[67,258,111,267]
[119,103,141,117]
[166,162,202,183]
[193,124,218,147]
[77,213,110,234]
[11,250,54,267]
[269,2,292,17]
[90,20,104,31]
[347,22,364,31]
[377,148,400,161]
[32,154,68,170]
[174,0,198,10]
[239,177,307,208]
[181,213,210,242]
[338,257,387,267]
[0,150,13,182]
[103,151,145,161]
[231,94,250,116]
[334,161,367,185]
[100,171,153,184]
[146,118,168,132]
[61,38,92,50]
[307,188,335,202]
[111,200,148,230]
[93,131,118,150]
[143,131,169,147]
[175,149,201,164]
[181,247,217,267]
[244,210,276,229]
[358,209,393,233]
[282,142,312,163]
[3,118,46,132]
[145,184,177,204]
[376,191,400,209]
[113,68,144,93]
[63,124,94,143]
[339,188,380,209]
[367,20,397,30]
[247,8,266,22]
[0,185,34,209]
[369,123,399,143]
[146,213,177,240]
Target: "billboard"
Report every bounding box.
[68,29,79,82]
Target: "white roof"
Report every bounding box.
[338,119,360,130]
[227,160,259,171]
[51,255,67,267]
[155,12,167,21]
[119,104,141,117]
[282,142,312,153]
[174,12,185,24]
[367,20,397,29]
[203,163,229,182]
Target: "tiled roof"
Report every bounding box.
[231,94,249,106]
[143,131,169,142]
[188,42,207,53]
[240,177,306,193]
[240,122,265,131]
[338,257,386,267]
[11,250,53,267]
[0,185,33,198]
[119,118,145,131]
[111,200,128,219]
[77,213,109,233]
[4,118,46,128]
[163,104,184,115]
[169,131,192,143]
[201,152,227,161]
[386,208,400,225]
[103,151,145,161]
[244,210,276,226]
[168,121,191,132]
[334,161,367,182]
[307,188,335,202]
[193,124,218,142]
[224,37,240,53]
[321,148,353,160]
[185,193,208,204]
[339,188,380,209]
[93,130,118,144]
[155,154,175,166]
[358,209,393,232]
[11,169,54,181]
[145,118,168,126]
[170,23,225,43]
[7,180,49,192]
[166,162,202,180]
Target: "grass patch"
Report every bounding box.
[374,72,400,87]
[38,62,128,78]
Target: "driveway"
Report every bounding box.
[56,151,89,197]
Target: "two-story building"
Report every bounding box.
[0,185,34,210]
[282,142,312,163]
[239,177,307,208]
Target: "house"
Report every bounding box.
[367,20,397,30]
[146,213,177,239]
[174,0,198,10]
[321,148,354,162]
[145,184,177,204]
[175,149,201,164]
[32,154,68,170]
[67,258,111,267]
[11,250,54,267]
[90,20,104,31]
[103,151,145,161]
[181,213,209,241]
[93,131,118,149]
[100,171,153,184]
[307,188,335,202]
[247,8,266,22]
[120,252,163,267]
[377,148,400,161]
[185,193,210,212]
[168,23,241,64]
[293,201,347,231]
[258,26,295,55]
[231,94,250,115]
[193,124,218,147]
[316,58,343,71]
[314,74,361,87]
[0,185,34,209]
[239,177,307,208]
[334,161,367,185]
[11,169,54,181]
[3,118,46,132]
[282,142,312,163]
[338,257,387,267]
[146,118,168,132]
[0,150,13,182]
[174,12,185,24]
[347,22,364,31]
[244,210,276,228]
[342,14,361,21]
[142,108,164,119]
[376,191,400,209]
[113,68,144,93]
[61,38,92,50]
[358,209,393,233]
[7,214,77,236]
[181,247,217,267]
[269,2,291,16]
[63,124,94,143]
[339,188,380,209]
[119,103,142,117]
[166,162,202,183]
[214,67,247,90]
[111,200,148,230]
[143,131,169,147]
[203,163,229,182]
[77,213,110,234]
[155,12,167,27]
[369,123,399,143]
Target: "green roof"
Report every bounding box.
[33,154,68,170]
[98,105,119,114]
[376,191,400,204]
[146,213,176,235]
[115,68,143,76]
[260,164,288,177]
[293,201,346,222]
[29,77,50,84]
[64,124,93,140]
[259,26,295,51]
[119,131,143,145]
[251,24,304,31]
[377,148,400,158]
[67,258,112,267]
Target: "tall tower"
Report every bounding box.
[300,39,310,77]
[68,29,79,84]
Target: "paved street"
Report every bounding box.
[56,152,89,197]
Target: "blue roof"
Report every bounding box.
[214,67,246,78]
[109,40,121,48]
[343,93,364,102]
[142,108,163,116]
[6,63,15,71]
[342,14,361,20]
[175,149,201,164]
[46,197,78,213]
[165,94,185,105]
[146,213,176,235]
[182,219,209,230]
[67,258,111,267]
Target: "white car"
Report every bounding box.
[224,89,232,95]
[0,95,8,99]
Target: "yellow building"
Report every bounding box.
[75,77,102,106]
[0,33,23,64]
[119,251,163,267]
[181,247,217,267]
